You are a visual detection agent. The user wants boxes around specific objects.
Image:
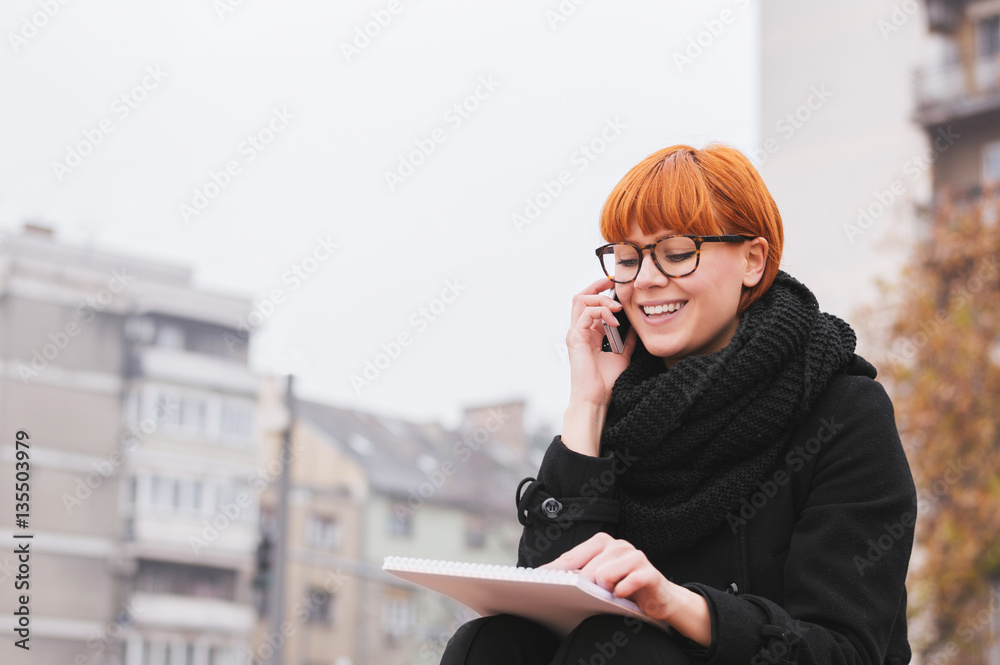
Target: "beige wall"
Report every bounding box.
[255,379,365,665]
[759,0,928,327]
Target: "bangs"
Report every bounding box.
[599,147,727,242]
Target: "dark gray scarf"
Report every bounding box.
[600,271,857,560]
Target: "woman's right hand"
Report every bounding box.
[561,277,638,456]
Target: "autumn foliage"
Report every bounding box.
[870,185,1000,664]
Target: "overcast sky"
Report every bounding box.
[1,0,760,431]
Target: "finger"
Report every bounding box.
[573,305,621,332]
[579,545,643,588]
[582,276,615,295]
[607,564,661,600]
[541,533,614,570]
[570,290,621,325]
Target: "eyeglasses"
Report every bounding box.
[595,235,755,283]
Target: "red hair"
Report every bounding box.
[599,144,784,313]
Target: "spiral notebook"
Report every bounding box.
[382,556,672,636]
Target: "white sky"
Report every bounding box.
[1,0,760,431]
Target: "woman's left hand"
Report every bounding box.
[541,532,674,620]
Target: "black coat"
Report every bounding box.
[516,355,915,665]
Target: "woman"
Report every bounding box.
[441,144,915,664]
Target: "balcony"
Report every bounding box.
[132,346,259,395]
[122,505,257,570]
[129,592,255,634]
[915,53,1000,126]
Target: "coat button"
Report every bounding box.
[541,498,563,518]
[725,582,739,595]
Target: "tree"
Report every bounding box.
[868,185,1000,665]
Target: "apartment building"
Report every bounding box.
[915,0,1000,193]
[0,226,259,665]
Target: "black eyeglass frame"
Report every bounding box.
[595,234,757,282]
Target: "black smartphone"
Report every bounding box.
[601,290,631,353]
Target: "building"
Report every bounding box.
[914,0,1000,194]
[254,383,533,665]
[0,225,259,665]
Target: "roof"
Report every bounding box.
[296,399,534,516]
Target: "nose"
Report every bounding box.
[633,248,669,289]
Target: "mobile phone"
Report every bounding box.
[601,290,631,354]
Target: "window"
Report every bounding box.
[977,15,1000,57]
[157,395,182,427]
[381,592,414,638]
[984,141,1000,185]
[157,323,186,350]
[192,481,203,512]
[179,398,208,431]
[136,560,236,600]
[208,645,235,665]
[150,476,165,508]
[220,401,253,438]
[305,587,333,625]
[306,515,341,551]
[389,508,413,538]
[132,639,235,665]
[465,515,486,550]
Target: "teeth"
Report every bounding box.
[643,302,686,316]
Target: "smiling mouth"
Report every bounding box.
[642,302,687,317]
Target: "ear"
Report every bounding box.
[742,237,769,288]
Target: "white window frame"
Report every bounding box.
[306,514,341,551]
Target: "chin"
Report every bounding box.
[638,338,686,362]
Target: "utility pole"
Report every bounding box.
[266,374,294,665]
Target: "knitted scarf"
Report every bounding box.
[600,270,857,561]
